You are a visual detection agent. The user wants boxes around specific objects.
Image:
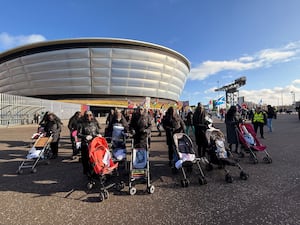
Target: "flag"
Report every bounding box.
[215,96,225,106]
[258,99,263,105]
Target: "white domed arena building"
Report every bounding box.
[0,38,190,113]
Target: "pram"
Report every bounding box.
[110,124,128,172]
[128,134,155,195]
[237,123,272,164]
[205,125,249,183]
[17,133,53,174]
[86,136,124,202]
[172,133,207,187]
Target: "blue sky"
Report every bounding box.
[1,0,300,106]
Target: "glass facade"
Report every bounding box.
[0,39,190,102]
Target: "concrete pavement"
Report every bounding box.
[0,114,299,225]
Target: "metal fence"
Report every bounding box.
[0,93,81,126]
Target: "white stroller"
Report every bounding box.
[17,133,53,174]
[173,133,207,187]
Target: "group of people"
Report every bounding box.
[66,106,152,176]
[36,102,276,177]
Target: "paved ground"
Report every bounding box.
[0,114,299,225]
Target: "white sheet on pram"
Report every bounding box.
[26,147,42,159]
[102,149,111,166]
[175,153,196,169]
[241,125,255,145]
[132,148,147,169]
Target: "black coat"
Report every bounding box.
[225,113,239,144]
[106,115,129,137]
[162,114,185,146]
[77,120,101,144]
[129,112,152,148]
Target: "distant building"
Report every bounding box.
[0,38,190,108]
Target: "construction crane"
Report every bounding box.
[215,76,246,105]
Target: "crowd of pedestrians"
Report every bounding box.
[35,102,278,175]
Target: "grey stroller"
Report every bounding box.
[172,133,207,187]
[205,125,249,183]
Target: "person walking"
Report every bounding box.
[252,107,266,139]
[44,112,63,159]
[185,108,194,135]
[77,111,101,176]
[129,106,152,149]
[266,105,275,132]
[68,111,82,157]
[192,102,208,159]
[225,105,240,155]
[162,106,185,166]
[106,108,129,138]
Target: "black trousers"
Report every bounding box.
[50,141,59,156]
[195,126,207,157]
[253,122,264,138]
[81,143,90,175]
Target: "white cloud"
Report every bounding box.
[0,32,46,51]
[189,41,300,80]
[239,84,300,106]
[292,79,300,85]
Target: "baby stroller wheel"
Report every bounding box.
[240,171,249,180]
[103,190,109,200]
[225,174,233,183]
[99,192,104,202]
[181,179,189,188]
[263,156,272,164]
[198,177,207,185]
[31,168,37,173]
[86,182,94,190]
[115,181,125,191]
[147,185,155,194]
[17,169,23,175]
[129,187,137,195]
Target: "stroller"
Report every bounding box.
[237,123,272,164]
[86,136,124,202]
[110,124,128,172]
[172,133,207,187]
[17,133,53,174]
[128,134,155,195]
[205,125,249,183]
